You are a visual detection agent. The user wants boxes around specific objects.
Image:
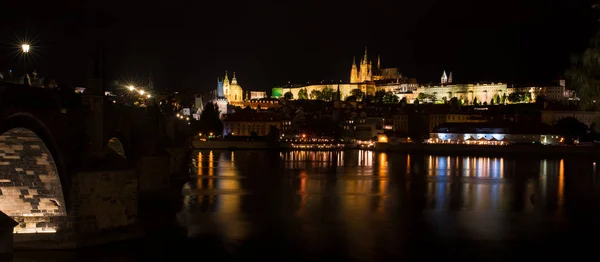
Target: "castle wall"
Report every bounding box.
[417,83,512,104]
[283,83,376,100]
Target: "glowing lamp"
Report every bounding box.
[21,44,30,53]
[377,134,389,143]
[138,90,145,95]
[127,85,135,91]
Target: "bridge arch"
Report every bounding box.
[0,113,69,233]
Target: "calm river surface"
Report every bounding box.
[14,150,600,261]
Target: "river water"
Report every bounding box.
[13,150,600,261]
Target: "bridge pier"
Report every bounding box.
[14,169,140,249]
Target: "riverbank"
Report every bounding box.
[193,140,279,150]
[377,143,600,157]
[192,140,347,150]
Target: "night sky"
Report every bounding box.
[0,0,597,93]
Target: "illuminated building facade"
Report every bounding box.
[249,91,267,100]
[222,112,282,136]
[416,78,512,105]
[429,122,562,145]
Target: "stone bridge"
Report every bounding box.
[0,81,189,248]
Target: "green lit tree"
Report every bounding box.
[383,91,399,104]
[508,92,521,103]
[298,88,308,100]
[322,87,334,101]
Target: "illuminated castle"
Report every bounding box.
[350,47,402,83]
[350,47,373,83]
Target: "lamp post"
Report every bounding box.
[21,44,31,86]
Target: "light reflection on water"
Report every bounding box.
[178,149,600,259]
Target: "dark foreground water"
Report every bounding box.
[14,150,600,261]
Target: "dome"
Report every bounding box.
[230,83,243,92]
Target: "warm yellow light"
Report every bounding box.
[127,85,135,91]
[177,114,180,117]
[231,132,235,135]
[199,133,202,136]
[378,134,389,143]
[186,117,190,121]
[147,94,151,98]
[209,132,213,136]
[138,89,145,95]
[302,134,306,138]
[22,44,30,53]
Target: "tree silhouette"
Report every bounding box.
[566,4,600,110]
[372,90,386,103]
[350,89,365,102]
[383,91,399,104]
[310,89,322,100]
[555,117,589,141]
[198,102,223,135]
[284,91,293,100]
[298,88,308,100]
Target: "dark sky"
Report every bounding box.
[0,0,597,93]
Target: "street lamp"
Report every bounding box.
[127,85,135,91]
[20,43,31,86]
[138,89,145,95]
[21,44,30,53]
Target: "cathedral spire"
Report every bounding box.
[377,55,381,70]
[363,46,368,63]
[352,56,357,66]
[441,70,448,84]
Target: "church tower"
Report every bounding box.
[367,60,372,81]
[441,71,448,85]
[223,71,230,97]
[359,46,372,82]
[448,72,453,84]
[377,55,381,70]
[350,56,359,83]
[231,71,238,85]
[217,77,224,97]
